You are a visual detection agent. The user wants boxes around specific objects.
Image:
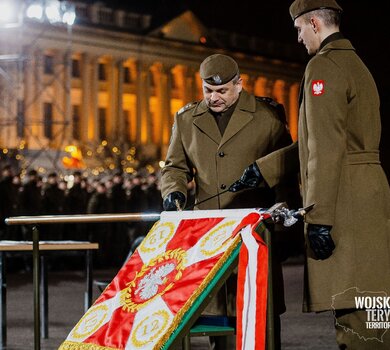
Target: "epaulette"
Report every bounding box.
[177,101,198,115]
[255,96,287,125]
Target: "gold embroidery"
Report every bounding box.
[131,310,170,348]
[122,248,187,313]
[139,221,175,253]
[200,220,237,256]
[70,304,109,339]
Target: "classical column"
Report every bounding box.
[241,74,255,94]
[31,49,44,147]
[135,61,151,144]
[172,65,193,105]
[52,49,69,147]
[265,78,275,98]
[254,76,267,96]
[288,82,300,141]
[272,79,288,119]
[107,58,124,142]
[150,63,172,148]
[116,60,124,143]
[184,66,196,103]
[80,53,98,143]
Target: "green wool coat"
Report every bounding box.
[161,90,293,210]
[161,90,299,316]
[259,38,390,312]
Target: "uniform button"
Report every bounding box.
[220,184,226,190]
[218,151,225,157]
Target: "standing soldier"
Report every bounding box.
[161,54,300,349]
[41,172,65,240]
[108,172,128,266]
[249,1,390,348]
[65,171,88,242]
[0,165,16,240]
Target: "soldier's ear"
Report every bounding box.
[235,77,243,92]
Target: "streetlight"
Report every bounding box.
[25,0,76,25]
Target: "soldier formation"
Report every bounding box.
[0,164,164,269]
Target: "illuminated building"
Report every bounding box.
[0,1,303,174]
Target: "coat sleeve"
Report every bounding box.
[161,113,193,200]
[303,56,348,226]
[256,141,300,189]
[255,101,300,188]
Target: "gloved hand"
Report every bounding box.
[307,224,335,260]
[228,162,263,193]
[163,191,186,211]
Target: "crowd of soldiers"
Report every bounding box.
[0,164,169,270]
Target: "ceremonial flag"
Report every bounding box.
[59,209,270,350]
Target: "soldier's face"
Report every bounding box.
[294,16,321,55]
[202,78,242,113]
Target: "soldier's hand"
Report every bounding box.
[228,162,263,192]
[307,224,335,260]
[163,191,186,211]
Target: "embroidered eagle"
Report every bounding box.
[135,263,176,300]
[312,81,324,95]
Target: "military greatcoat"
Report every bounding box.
[259,38,390,312]
[161,90,293,210]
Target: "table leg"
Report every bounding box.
[40,255,48,339]
[32,226,41,350]
[85,250,93,312]
[0,252,6,349]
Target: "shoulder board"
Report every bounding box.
[255,96,279,108]
[255,96,287,125]
[177,101,198,115]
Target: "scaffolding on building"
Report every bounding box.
[0,0,76,176]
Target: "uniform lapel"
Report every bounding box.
[218,91,254,149]
[192,100,222,145]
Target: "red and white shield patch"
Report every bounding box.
[311,80,325,96]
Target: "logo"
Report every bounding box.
[311,80,325,96]
[332,287,389,343]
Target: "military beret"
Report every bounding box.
[289,0,342,20]
[199,54,239,85]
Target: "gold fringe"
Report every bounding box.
[58,340,118,350]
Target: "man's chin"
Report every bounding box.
[210,106,225,113]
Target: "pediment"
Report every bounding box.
[150,10,208,44]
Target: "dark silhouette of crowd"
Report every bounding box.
[0,164,163,270]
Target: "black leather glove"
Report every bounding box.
[228,162,263,193]
[307,224,335,260]
[163,191,186,211]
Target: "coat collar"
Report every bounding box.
[192,90,255,148]
[319,38,355,55]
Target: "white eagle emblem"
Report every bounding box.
[312,80,325,96]
[212,75,222,84]
[135,263,175,300]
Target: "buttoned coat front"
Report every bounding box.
[161,90,293,210]
[259,38,390,312]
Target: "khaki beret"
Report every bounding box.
[289,0,343,20]
[199,54,239,85]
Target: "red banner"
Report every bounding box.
[59,209,269,350]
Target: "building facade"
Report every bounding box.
[0,1,303,176]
